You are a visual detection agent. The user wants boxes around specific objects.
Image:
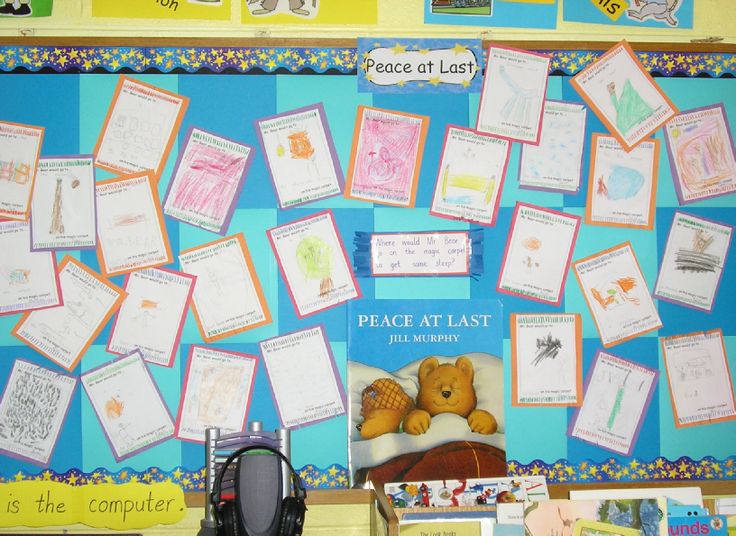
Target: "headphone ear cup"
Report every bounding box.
[278,496,306,536]
[222,501,242,536]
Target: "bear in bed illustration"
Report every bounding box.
[348,352,506,486]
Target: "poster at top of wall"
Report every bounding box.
[242,0,377,25]
[93,0,230,21]
[425,0,557,29]
[0,0,52,17]
[563,0,693,29]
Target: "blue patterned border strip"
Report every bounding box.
[0,45,734,77]
[0,464,350,490]
[1,457,733,489]
[508,456,736,483]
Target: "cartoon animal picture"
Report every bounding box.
[403,356,498,436]
[246,0,316,17]
[627,0,680,26]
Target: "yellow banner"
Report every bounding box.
[93,0,231,21]
[588,0,630,21]
[242,0,377,25]
[0,481,186,530]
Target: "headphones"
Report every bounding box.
[211,445,307,536]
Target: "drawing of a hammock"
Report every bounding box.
[440,164,496,205]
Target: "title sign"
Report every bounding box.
[358,38,483,93]
[0,481,186,530]
[589,0,629,21]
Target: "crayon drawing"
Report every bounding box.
[439,164,495,206]
[0,160,30,184]
[596,166,645,200]
[499,65,540,126]
[590,276,641,311]
[675,229,719,273]
[168,145,246,224]
[607,79,655,137]
[296,235,333,297]
[673,116,736,195]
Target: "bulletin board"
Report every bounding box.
[0,41,735,494]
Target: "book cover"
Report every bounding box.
[347,299,505,486]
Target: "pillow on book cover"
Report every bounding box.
[348,352,505,442]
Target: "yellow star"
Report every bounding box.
[419,48,430,55]
[225,50,236,60]
[507,462,517,473]
[42,470,52,480]
[68,474,79,485]
[173,468,183,480]
[397,79,406,86]
[129,475,139,483]
[267,59,277,70]
[105,475,114,484]
[428,77,441,86]
[530,466,541,475]
[21,53,31,63]
[461,79,471,88]
[392,43,407,55]
[452,43,467,55]
[213,56,225,68]
[110,59,120,71]
[14,471,23,481]
[629,459,640,469]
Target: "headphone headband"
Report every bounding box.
[211,444,306,506]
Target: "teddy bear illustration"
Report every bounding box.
[403,356,497,436]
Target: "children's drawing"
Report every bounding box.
[246,0,318,17]
[627,0,681,26]
[49,177,64,235]
[355,116,420,190]
[675,229,719,273]
[499,64,540,125]
[296,235,333,297]
[596,166,645,200]
[522,236,541,270]
[591,277,641,310]
[169,146,246,222]
[0,160,30,184]
[674,118,734,194]
[0,360,76,465]
[105,396,124,419]
[607,79,655,137]
[439,164,495,205]
[194,365,243,422]
[532,333,562,366]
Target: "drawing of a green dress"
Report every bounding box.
[608,79,655,136]
[296,235,333,297]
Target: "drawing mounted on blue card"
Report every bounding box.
[564,0,693,29]
[357,38,483,94]
[425,0,557,29]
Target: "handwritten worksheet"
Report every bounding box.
[94,76,188,180]
[258,325,346,429]
[476,45,550,144]
[586,135,659,230]
[107,267,195,367]
[662,330,736,428]
[654,212,732,313]
[368,231,471,276]
[268,210,360,318]
[13,256,125,371]
[0,359,77,466]
[664,104,736,204]
[178,234,271,342]
[82,351,175,461]
[574,242,662,348]
[571,40,677,151]
[0,221,61,316]
[430,125,510,226]
[255,104,343,208]
[497,203,581,305]
[175,346,257,443]
[96,172,172,277]
[30,156,97,251]
[0,120,44,221]
[518,100,587,193]
[346,106,429,207]
[511,313,582,406]
[570,350,658,455]
[163,127,253,234]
